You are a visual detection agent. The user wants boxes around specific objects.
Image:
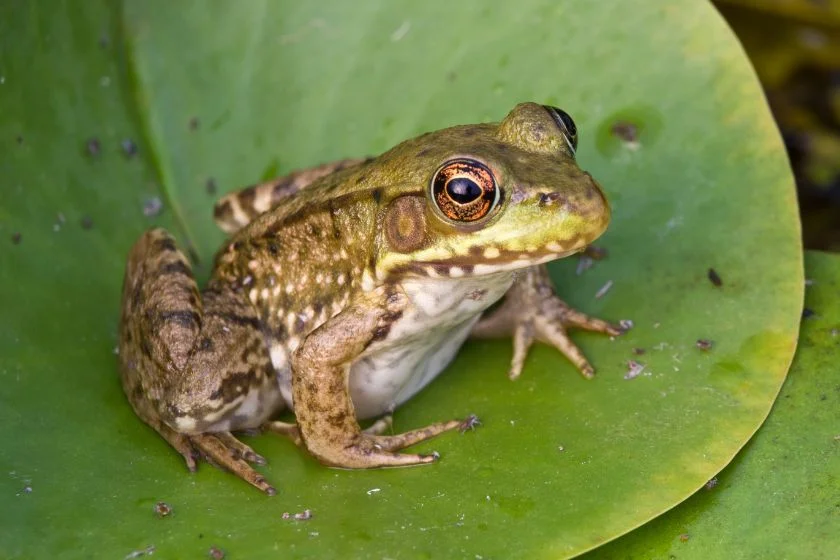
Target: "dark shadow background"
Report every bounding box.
[715,0,840,252]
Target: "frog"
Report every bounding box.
[118,102,622,495]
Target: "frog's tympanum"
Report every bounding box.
[119,103,621,495]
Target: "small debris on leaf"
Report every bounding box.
[154,501,172,518]
[366,488,381,495]
[86,137,101,157]
[205,177,218,195]
[632,347,646,356]
[707,267,723,287]
[458,414,481,433]
[695,339,714,351]
[576,255,593,275]
[124,545,156,559]
[583,245,608,260]
[121,138,138,158]
[11,232,21,245]
[611,121,639,143]
[704,477,718,490]
[557,445,565,452]
[619,318,634,331]
[624,360,645,380]
[189,117,200,131]
[208,545,225,559]
[831,328,839,337]
[804,278,815,286]
[595,280,614,299]
[80,215,94,230]
[802,308,815,319]
[143,196,163,217]
[679,533,690,542]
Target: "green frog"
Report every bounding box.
[119,102,621,495]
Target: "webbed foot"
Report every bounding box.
[472,265,623,379]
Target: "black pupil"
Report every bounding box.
[543,105,577,144]
[446,177,482,203]
[557,110,576,137]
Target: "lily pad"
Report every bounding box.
[583,251,840,559]
[0,1,801,558]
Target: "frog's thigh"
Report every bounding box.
[120,229,277,494]
[213,157,371,234]
[291,295,463,468]
[471,264,622,379]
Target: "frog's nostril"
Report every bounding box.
[538,191,566,207]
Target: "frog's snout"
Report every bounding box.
[538,173,610,228]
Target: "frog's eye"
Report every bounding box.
[431,159,499,223]
[543,105,578,155]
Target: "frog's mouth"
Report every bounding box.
[397,247,582,279]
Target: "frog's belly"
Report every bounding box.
[348,315,480,418]
[273,271,515,419]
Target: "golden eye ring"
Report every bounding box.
[430,159,499,223]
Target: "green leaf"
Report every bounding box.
[0,1,802,558]
[582,250,840,559]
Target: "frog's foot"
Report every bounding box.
[368,416,475,452]
[156,421,274,494]
[189,432,276,495]
[318,418,469,468]
[472,265,623,379]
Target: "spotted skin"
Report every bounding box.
[118,102,621,495]
[213,158,371,235]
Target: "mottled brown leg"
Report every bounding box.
[119,229,278,496]
[472,265,623,379]
[292,292,464,468]
[213,158,371,234]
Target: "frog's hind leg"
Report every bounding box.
[213,157,372,234]
[471,264,624,380]
[119,228,279,495]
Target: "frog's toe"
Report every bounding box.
[368,418,463,452]
[363,413,393,435]
[190,433,276,496]
[320,437,441,468]
[264,420,303,447]
[554,305,623,337]
[216,431,267,466]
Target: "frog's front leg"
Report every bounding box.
[471,265,623,379]
[120,229,280,495]
[291,290,467,468]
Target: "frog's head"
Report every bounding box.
[374,102,610,279]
